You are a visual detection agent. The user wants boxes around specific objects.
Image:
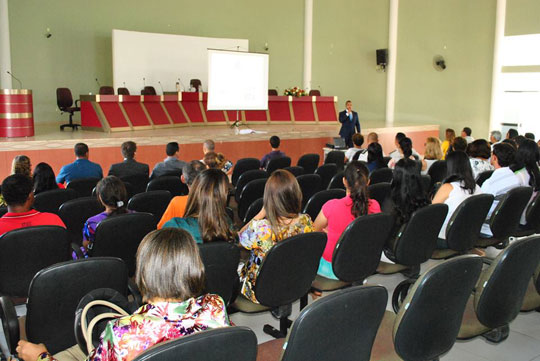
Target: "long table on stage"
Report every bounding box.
[80,92,338,132]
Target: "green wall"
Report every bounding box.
[506,0,540,36]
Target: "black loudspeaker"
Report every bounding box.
[376,49,388,65]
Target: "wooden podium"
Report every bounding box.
[0,89,34,137]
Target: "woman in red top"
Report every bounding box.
[313,161,380,280]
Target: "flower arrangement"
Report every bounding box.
[283,87,307,97]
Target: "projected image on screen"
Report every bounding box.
[207,50,269,111]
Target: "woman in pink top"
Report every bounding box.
[313,161,381,280]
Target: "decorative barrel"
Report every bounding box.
[0,89,35,137]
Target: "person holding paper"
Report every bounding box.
[338,100,360,148]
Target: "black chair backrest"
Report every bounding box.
[445,194,494,251]
[0,226,71,298]
[383,156,392,165]
[120,173,149,195]
[99,86,114,95]
[393,204,448,265]
[0,206,7,217]
[281,285,387,361]
[146,176,188,197]
[297,153,320,174]
[238,178,267,221]
[297,174,323,209]
[327,171,345,190]
[243,198,263,225]
[266,156,291,174]
[268,89,278,96]
[33,188,77,214]
[235,169,268,202]
[56,87,73,109]
[190,79,202,91]
[524,192,540,233]
[128,190,172,225]
[142,86,157,95]
[26,258,128,354]
[91,213,157,277]
[303,189,346,222]
[324,151,345,171]
[368,182,392,213]
[231,158,261,186]
[254,232,326,307]
[283,166,304,177]
[133,327,257,361]
[66,177,101,198]
[58,197,105,246]
[427,160,447,187]
[420,174,431,193]
[369,167,393,185]
[476,170,494,186]
[117,87,130,96]
[394,256,483,361]
[332,214,395,282]
[308,89,321,96]
[314,163,338,190]
[198,242,240,305]
[489,186,533,240]
[474,235,540,329]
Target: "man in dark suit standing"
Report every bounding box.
[338,100,360,148]
[108,141,149,178]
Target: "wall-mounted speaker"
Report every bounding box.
[376,49,388,66]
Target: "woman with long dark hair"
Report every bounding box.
[388,137,415,169]
[512,138,540,224]
[32,162,60,194]
[314,161,381,280]
[432,151,481,246]
[366,142,386,173]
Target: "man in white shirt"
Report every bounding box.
[461,127,475,144]
[344,133,366,162]
[480,143,521,236]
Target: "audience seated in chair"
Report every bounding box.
[33,163,64,194]
[239,169,313,303]
[201,139,233,175]
[421,137,443,175]
[12,155,32,178]
[158,160,206,229]
[461,126,475,144]
[388,132,420,165]
[150,142,187,179]
[388,136,418,169]
[441,128,456,160]
[260,135,286,170]
[313,161,381,281]
[467,139,494,179]
[163,169,236,244]
[108,141,149,179]
[16,228,231,361]
[0,174,65,236]
[344,133,366,163]
[56,143,103,185]
[512,138,540,225]
[366,142,387,173]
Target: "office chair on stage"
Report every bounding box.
[56,88,81,131]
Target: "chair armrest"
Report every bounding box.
[0,296,20,354]
[71,243,85,259]
[75,99,80,108]
[392,279,416,314]
[127,279,143,311]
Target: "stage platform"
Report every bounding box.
[0,122,439,180]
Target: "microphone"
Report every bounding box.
[95,78,101,88]
[6,71,22,89]
[158,81,164,93]
[177,78,186,92]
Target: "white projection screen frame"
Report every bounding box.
[207,50,269,111]
[112,29,248,94]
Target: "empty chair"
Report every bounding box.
[308,89,321,96]
[146,176,188,197]
[427,160,447,188]
[521,264,540,312]
[33,188,77,214]
[324,151,345,171]
[238,178,267,221]
[117,87,130,96]
[128,190,172,225]
[296,174,322,209]
[303,189,346,222]
[243,198,264,225]
[283,166,304,177]
[266,156,291,174]
[0,258,128,355]
[369,167,393,185]
[476,169,494,186]
[134,327,257,361]
[0,226,71,299]
[378,204,448,275]
[190,79,202,91]
[458,235,540,342]
[234,169,268,203]
[231,232,326,338]
[368,182,392,213]
[476,186,533,248]
[89,213,157,276]
[327,171,345,190]
[141,86,157,95]
[432,194,494,259]
[516,192,540,237]
[58,197,105,246]
[232,158,261,186]
[268,89,278,96]
[257,285,387,361]
[314,163,338,190]
[297,153,320,174]
[99,86,114,95]
[56,87,81,130]
[371,256,483,361]
[120,173,149,196]
[66,177,101,197]
[198,242,240,305]
[312,214,395,292]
